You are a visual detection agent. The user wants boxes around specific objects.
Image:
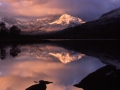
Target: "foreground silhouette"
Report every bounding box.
[74,65,120,90]
[26,80,53,90]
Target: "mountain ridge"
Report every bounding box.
[0,14,85,34]
[40,7,120,39]
[1,7,120,39]
[49,14,85,25]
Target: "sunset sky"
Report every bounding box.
[0,0,120,20]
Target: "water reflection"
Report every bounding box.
[10,45,21,57]
[0,44,21,60]
[0,43,106,90]
[0,46,6,60]
[0,44,85,63]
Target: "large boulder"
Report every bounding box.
[74,65,120,90]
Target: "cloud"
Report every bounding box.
[0,0,120,20]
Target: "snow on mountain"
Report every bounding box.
[1,17,18,24]
[18,44,85,64]
[49,52,85,63]
[49,14,85,26]
[0,17,16,29]
[0,14,85,34]
[0,17,31,30]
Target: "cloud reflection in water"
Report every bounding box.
[0,44,105,90]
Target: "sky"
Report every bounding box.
[0,0,120,20]
[0,44,105,90]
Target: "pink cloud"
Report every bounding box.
[0,0,120,21]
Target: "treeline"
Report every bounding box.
[0,22,47,41]
[0,22,21,35]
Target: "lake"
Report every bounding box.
[0,40,119,90]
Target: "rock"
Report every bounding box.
[74,65,120,90]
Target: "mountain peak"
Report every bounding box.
[0,14,85,33]
[49,14,85,25]
[60,14,73,19]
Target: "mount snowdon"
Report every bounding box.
[49,14,85,26]
[1,7,120,39]
[0,14,85,34]
[44,7,120,39]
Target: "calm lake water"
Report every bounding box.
[0,40,119,90]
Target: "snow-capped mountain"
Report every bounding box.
[44,7,120,39]
[0,14,85,34]
[49,14,85,26]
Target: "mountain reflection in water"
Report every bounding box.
[0,41,118,90]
